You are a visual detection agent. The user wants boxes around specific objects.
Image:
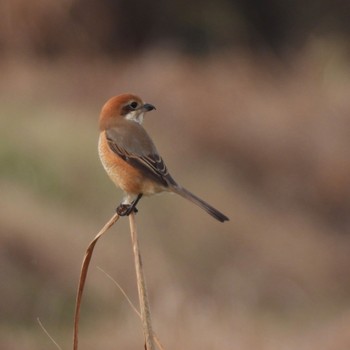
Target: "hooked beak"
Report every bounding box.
[142,103,156,112]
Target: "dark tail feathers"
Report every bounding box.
[172,186,229,223]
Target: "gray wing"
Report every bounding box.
[106,127,177,188]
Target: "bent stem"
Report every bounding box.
[73,212,120,350]
[128,212,155,350]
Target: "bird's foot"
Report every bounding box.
[116,204,138,216]
[116,194,143,217]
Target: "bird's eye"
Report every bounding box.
[129,101,138,109]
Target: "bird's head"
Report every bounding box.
[99,93,156,130]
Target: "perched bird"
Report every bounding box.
[98,93,229,222]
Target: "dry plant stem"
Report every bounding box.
[129,212,155,350]
[73,212,120,350]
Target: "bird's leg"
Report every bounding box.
[125,193,143,215]
[116,193,143,216]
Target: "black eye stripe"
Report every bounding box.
[121,101,139,115]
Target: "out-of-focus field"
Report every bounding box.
[1,43,350,350]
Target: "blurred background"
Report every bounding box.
[1,0,350,349]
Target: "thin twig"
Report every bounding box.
[129,212,155,350]
[97,266,141,317]
[97,267,166,350]
[37,318,63,350]
[73,212,120,350]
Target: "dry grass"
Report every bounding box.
[1,41,350,349]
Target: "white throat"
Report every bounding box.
[125,111,144,124]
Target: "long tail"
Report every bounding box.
[172,186,229,223]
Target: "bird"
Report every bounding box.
[98,93,229,223]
